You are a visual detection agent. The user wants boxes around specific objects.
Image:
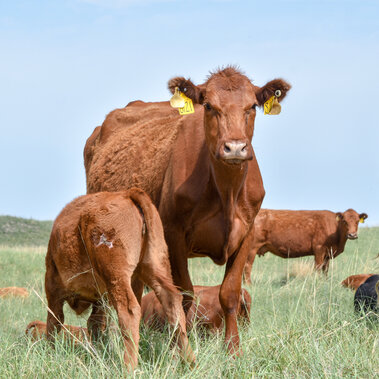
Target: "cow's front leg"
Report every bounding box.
[165,227,194,314]
[219,231,254,355]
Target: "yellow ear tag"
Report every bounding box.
[178,92,194,115]
[359,218,364,223]
[264,90,282,115]
[170,87,185,108]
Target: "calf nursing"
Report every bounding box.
[44,188,194,369]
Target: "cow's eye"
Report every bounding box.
[204,103,212,111]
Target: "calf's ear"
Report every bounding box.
[255,79,291,107]
[168,77,205,104]
[336,212,343,221]
[359,213,368,223]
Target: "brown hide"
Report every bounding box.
[142,285,251,332]
[244,208,367,284]
[0,287,29,298]
[84,67,291,354]
[26,320,89,344]
[44,188,193,369]
[341,274,374,290]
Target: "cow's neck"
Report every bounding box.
[209,156,248,257]
[336,223,348,253]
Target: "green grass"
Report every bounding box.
[0,227,378,378]
[0,215,52,246]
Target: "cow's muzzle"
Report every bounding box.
[347,233,358,240]
[218,141,253,164]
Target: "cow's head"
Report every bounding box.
[336,209,368,240]
[168,67,291,165]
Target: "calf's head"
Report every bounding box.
[336,209,368,240]
[168,67,291,165]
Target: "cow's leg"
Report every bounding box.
[138,261,195,364]
[108,278,141,370]
[87,300,106,340]
[45,260,65,343]
[219,231,255,355]
[314,248,328,274]
[243,247,258,285]
[165,231,194,314]
[131,275,144,305]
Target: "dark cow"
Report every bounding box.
[341,274,374,290]
[244,209,368,284]
[142,285,251,332]
[84,67,291,353]
[45,188,194,369]
[354,274,379,314]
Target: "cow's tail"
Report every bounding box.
[126,187,177,293]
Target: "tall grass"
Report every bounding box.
[0,227,378,377]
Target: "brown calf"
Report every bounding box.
[142,285,251,332]
[26,320,89,344]
[341,274,374,290]
[84,67,291,354]
[244,209,368,284]
[45,188,194,369]
[0,287,29,298]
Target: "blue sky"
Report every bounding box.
[1,0,378,225]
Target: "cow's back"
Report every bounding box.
[85,101,182,203]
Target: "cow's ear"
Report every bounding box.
[359,213,368,223]
[336,212,343,221]
[168,77,205,104]
[255,79,291,106]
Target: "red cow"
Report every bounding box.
[84,67,291,353]
[244,209,368,284]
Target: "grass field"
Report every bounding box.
[0,225,378,378]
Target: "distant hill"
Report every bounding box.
[0,215,53,246]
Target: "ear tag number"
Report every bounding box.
[170,87,195,115]
[178,93,194,115]
[359,218,364,223]
[264,90,282,115]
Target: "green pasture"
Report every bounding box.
[0,226,378,378]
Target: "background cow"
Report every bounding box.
[45,188,194,369]
[84,67,291,354]
[142,285,251,332]
[0,287,29,298]
[244,209,368,284]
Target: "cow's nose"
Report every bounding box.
[223,141,248,160]
[347,233,358,240]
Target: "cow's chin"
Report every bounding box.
[347,235,358,240]
[224,158,246,166]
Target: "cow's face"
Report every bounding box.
[168,67,291,165]
[336,209,368,239]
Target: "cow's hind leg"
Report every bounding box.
[107,279,141,370]
[138,259,195,364]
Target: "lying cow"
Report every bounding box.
[354,274,379,314]
[142,285,251,332]
[0,287,29,298]
[45,187,194,369]
[341,274,374,291]
[26,320,89,344]
[244,209,368,284]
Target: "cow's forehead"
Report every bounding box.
[344,209,359,219]
[204,82,256,107]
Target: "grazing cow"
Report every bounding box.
[354,274,379,314]
[244,209,368,284]
[45,188,194,369]
[26,320,89,344]
[341,274,374,291]
[142,285,251,332]
[0,287,29,298]
[84,67,291,353]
